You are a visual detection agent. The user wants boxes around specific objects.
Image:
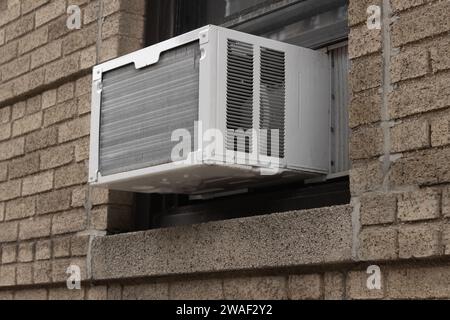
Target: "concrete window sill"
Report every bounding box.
[91,204,353,281]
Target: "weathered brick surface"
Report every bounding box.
[350,160,383,195]
[397,189,440,222]
[5,197,35,221]
[360,193,396,226]
[288,274,322,300]
[346,270,384,300]
[36,189,71,215]
[398,223,440,259]
[391,1,450,47]
[350,125,383,160]
[349,54,382,93]
[390,119,430,153]
[169,280,222,300]
[18,216,51,240]
[223,276,287,300]
[22,171,53,196]
[359,227,397,261]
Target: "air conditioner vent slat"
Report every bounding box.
[259,47,286,158]
[226,39,254,153]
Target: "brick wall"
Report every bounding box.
[0,0,145,298]
[1,0,450,300]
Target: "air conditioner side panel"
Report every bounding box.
[286,48,330,173]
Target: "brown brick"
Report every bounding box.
[58,115,90,143]
[324,272,345,300]
[52,209,87,235]
[0,123,11,141]
[12,67,46,95]
[390,147,450,186]
[9,153,40,179]
[0,291,13,300]
[5,14,34,42]
[431,116,450,147]
[392,1,450,47]
[54,163,87,189]
[391,48,430,83]
[18,242,34,263]
[443,187,450,218]
[0,81,14,102]
[57,83,74,103]
[350,160,384,195]
[350,55,382,93]
[360,193,397,226]
[35,0,66,27]
[0,137,24,161]
[1,244,17,264]
[349,24,381,59]
[74,137,89,162]
[40,144,74,170]
[22,0,50,14]
[19,216,52,240]
[169,280,221,300]
[63,23,97,55]
[0,221,18,242]
[43,100,77,127]
[11,102,25,121]
[75,75,92,97]
[0,202,4,221]
[0,162,6,182]
[18,27,48,55]
[0,106,11,124]
[30,40,62,69]
[80,45,97,69]
[107,284,122,300]
[52,236,71,258]
[87,286,108,300]
[44,53,80,84]
[350,125,383,160]
[0,265,16,287]
[48,15,70,41]
[42,89,57,109]
[0,41,17,65]
[1,55,30,82]
[430,39,450,73]
[0,180,21,202]
[71,186,86,208]
[22,171,53,196]
[359,227,397,261]
[35,240,51,261]
[390,0,432,12]
[25,127,58,152]
[71,235,89,257]
[48,287,85,300]
[5,197,35,221]
[347,270,384,299]
[398,223,440,259]
[288,274,322,300]
[14,288,47,300]
[12,112,42,137]
[36,189,71,215]
[387,266,450,299]
[33,260,52,284]
[391,119,430,153]
[223,276,287,300]
[26,96,42,115]
[77,94,91,115]
[16,263,33,285]
[397,188,440,222]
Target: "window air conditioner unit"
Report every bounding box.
[89,25,330,194]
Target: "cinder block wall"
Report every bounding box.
[0,0,449,300]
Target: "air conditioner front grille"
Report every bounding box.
[259,47,286,158]
[99,42,200,176]
[225,39,254,154]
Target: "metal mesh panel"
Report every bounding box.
[259,46,285,158]
[99,42,200,176]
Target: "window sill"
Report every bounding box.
[91,204,353,281]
